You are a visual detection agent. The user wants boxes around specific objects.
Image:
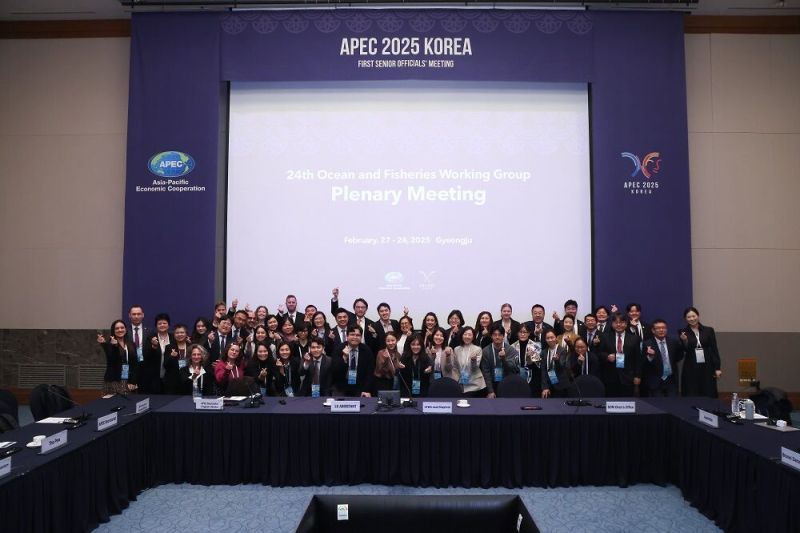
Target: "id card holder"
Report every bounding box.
[136,347,143,362]
[460,369,470,385]
[434,371,442,380]
[121,364,130,381]
[285,386,294,398]
[519,366,529,382]
[178,359,187,369]
[412,379,421,395]
[260,386,267,397]
[311,384,320,398]
[494,367,503,382]
[548,369,559,385]
[616,352,625,369]
[695,348,705,364]
[347,369,357,385]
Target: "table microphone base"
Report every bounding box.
[565,399,592,407]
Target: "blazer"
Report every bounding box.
[640,336,684,390]
[628,321,653,343]
[554,318,587,339]
[451,344,484,393]
[480,343,520,394]
[299,355,334,397]
[492,319,521,344]
[444,327,463,349]
[162,342,191,394]
[679,324,721,371]
[600,331,643,383]
[244,357,271,393]
[398,353,433,397]
[270,356,302,397]
[207,332,235,363]
[178,364,215,396]
[541,344,571,392]
[101,340,139,384]
[522,321,554,346]
[331,342,376,397]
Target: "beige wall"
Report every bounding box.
[0,33,798,392]
[0,38,130,329]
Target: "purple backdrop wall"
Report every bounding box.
[124,9,691,326]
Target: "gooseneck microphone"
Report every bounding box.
[47,385,93,428]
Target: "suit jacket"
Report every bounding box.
[299,355,334,397]
[492,319,521,344]
[679,324,721,397]
[162,343,191,394]
[101,340,139,384]
[522,321,554,346]
[270,356,302,397]
[600,331,642,384]
[554,318,587,339]
[277,311,305,331]
[331,342,376,396]
[541,345,571,392]
[207,332,235,363]
[398,353,433,397]
[244,357,271,393]
[640,336,684,391]
[178,364,215,396]
[142,333,175,393]
[628,321,652,343]
[127,324,150,359]
[480,343,520,394]
[444,327,463,349]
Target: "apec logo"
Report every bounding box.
[148,151,195,177]
[621,151,661,196]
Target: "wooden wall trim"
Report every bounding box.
[0,19,131,39]
[685,15,800,34]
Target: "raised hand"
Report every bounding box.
[96,333,106,344]
[231,298,239,309]
[332,287,340,300]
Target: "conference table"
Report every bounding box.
[0,395,798,533]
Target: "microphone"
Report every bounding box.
[243,379,264,408]
[47,385,93,428]
[388,355,416,407]
[564,360,591,407]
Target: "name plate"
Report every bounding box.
[781,447,800,473]
[195,397,224,410]
[135,398,150,414]
[698,409,719,428]
[41,430,68,455]
[423,401,453,414]
[0,457,10,479]
[97,412,118,432]
[330,401,360,413]
[606,401,636,414]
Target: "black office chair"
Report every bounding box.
[566,375,605,399]
[0,389,18,424]
[427,377,463,398]
[28,384,73,421]
[224,377,255,397]
[497,375,531,398]
[0,407,19,434]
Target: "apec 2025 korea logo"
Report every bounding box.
[621,151,661,196]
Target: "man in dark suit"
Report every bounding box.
[593,305,613,338]
[207,315,235,363]
[327,308,351,354]
[480,325,520,398]
[142,313,174,394]
[231,309,250,341]
[553,299,587,338]
[277,294,305,330]
[641,319,684,397]
[373,302,400,349]
[599,313,642,397]
[299,338,334,397]
[523,304,554,349]
[331,325,375,397]
[127,304,150,367]
[330,288,381,351]
[626,303,652,343]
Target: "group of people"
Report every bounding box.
[97,289,723,400]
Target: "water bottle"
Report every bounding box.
[730,392,738,415]
[193,378,202,399]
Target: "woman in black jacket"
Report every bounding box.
[270,341,301,397]
[97,319,138,395]
[679,307,722,398]
[178,344,215,396]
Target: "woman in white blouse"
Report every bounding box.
[450,327,485,397]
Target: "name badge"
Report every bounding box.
[331,400,360,413]
[136,346,143,362]
[347,369,357,385]
[695,348,705,364]
[460,369,470,385]
[178,359,187,369]
[40,430,68,455]
[494,367,503,382]
[135,398,150,414]
[0,457,10,479]
[311,384,320,398]
[121,364,130,381]
[195,397,224,410]
[423,401,453,414]
[780,447,800,473]
[434,371,442,380]
[412,379,421,395]
[606,401,636,413]
[260,387,267,397]
[698,409,719,428]
[548,369,559,385]
[616,352,625,369]
[519,367,529,382]
[97,412,118,432]
[285,386,294,398]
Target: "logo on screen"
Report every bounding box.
[419,270,436,291]
[148,151,196,177]
[621,152,661,179]
[379,271,409,292]
[621,151,661,196]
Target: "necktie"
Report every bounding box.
[588,332,593,345]
[616,333,622,353]
[134,327,140,348]
[221,336,226,350]
[340,328,346,342]
[313,359,320,385]
[600,323,605,333]
[349,350,357,371]
[659,340,672,379]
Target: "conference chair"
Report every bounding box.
[497,375,531,398]
[567,375,605,399]
[427,377,462,398]
[28,384,73,421]
[0,389,18,424]
[0,409,18,434]
[224,376,256,397]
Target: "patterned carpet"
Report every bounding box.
[94,483,721,533]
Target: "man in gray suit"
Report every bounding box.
[480,325,520,398]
